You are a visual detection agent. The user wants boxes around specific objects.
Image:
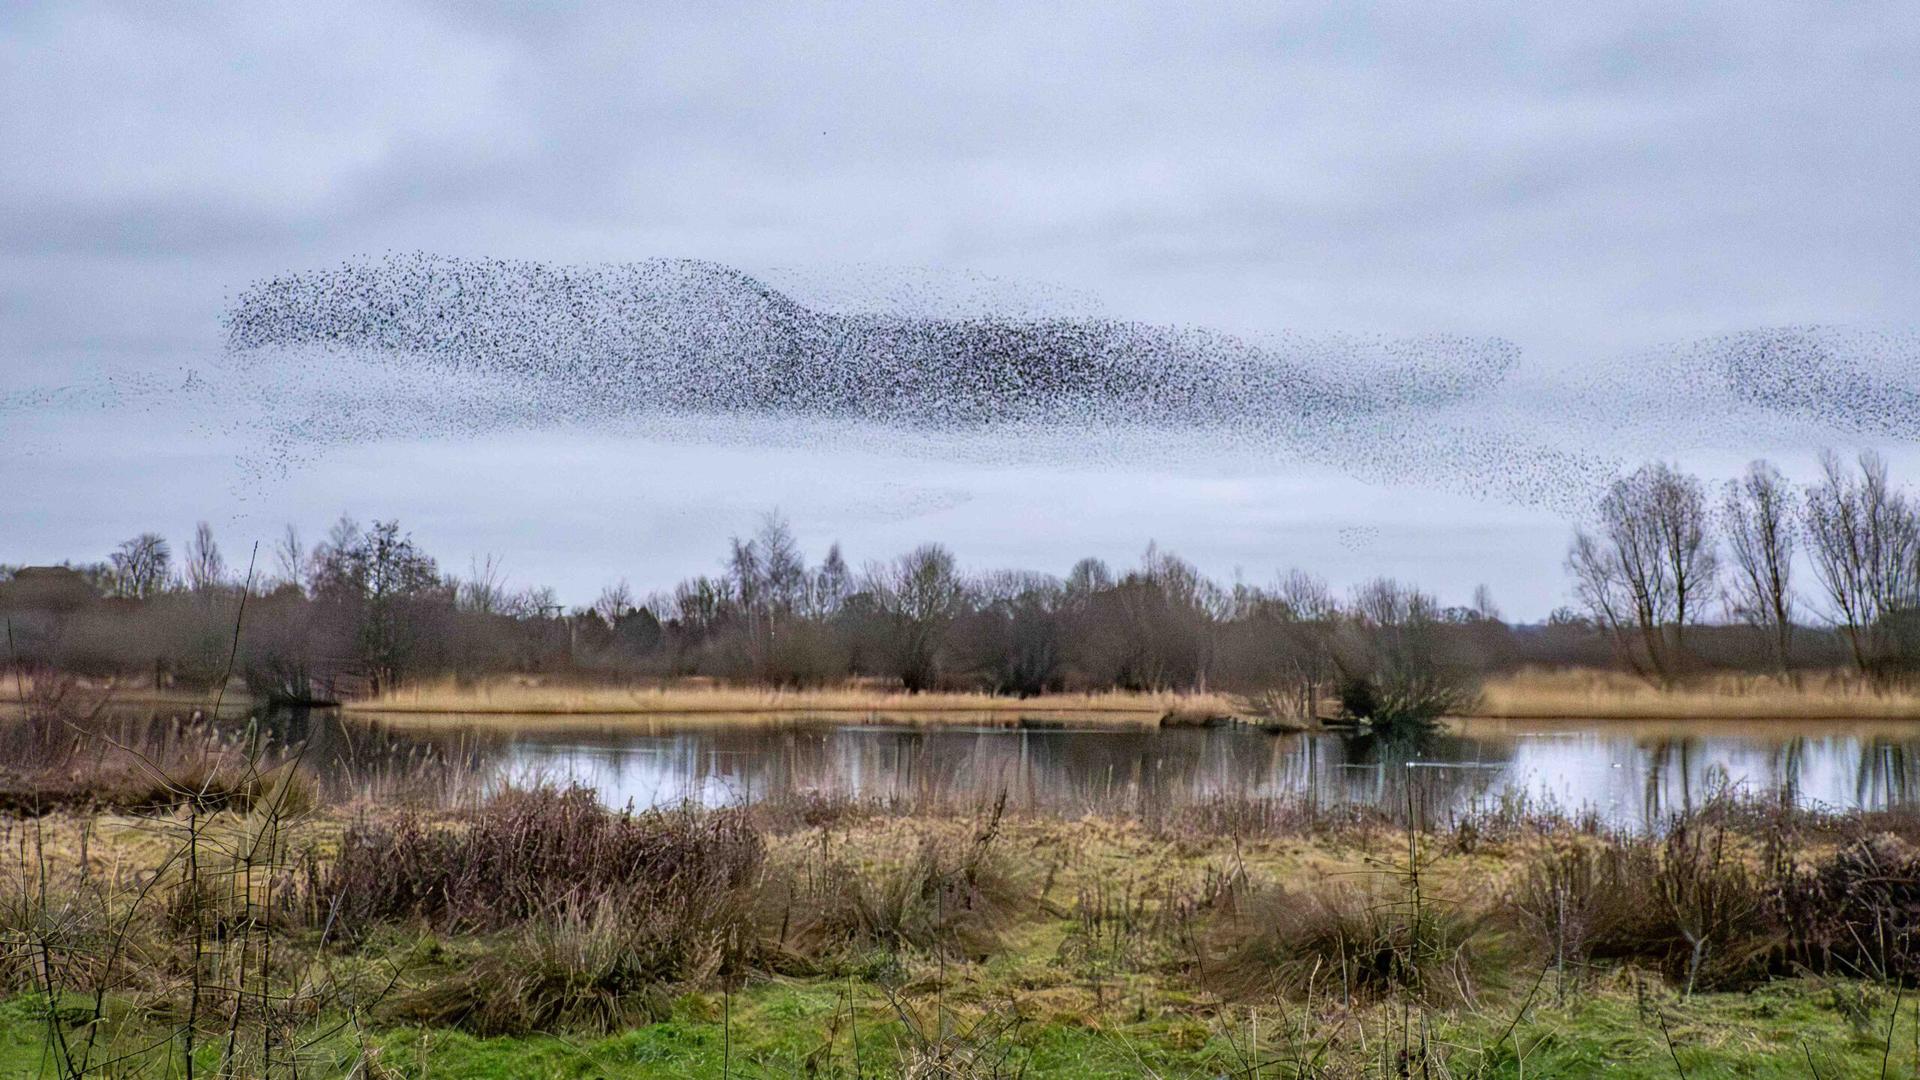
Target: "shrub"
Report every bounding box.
[1773,833,1920,983]
[323,785,764,949]
[1506,838,1629,986]
[1549,824,1775,993]
[1507,821,1920,993]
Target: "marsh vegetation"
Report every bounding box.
[8,687,1920,1076]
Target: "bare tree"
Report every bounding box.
[866,543,970,692]
[1064,557,1115,599]
[1105,543,1220,691]
[727,513,811,678]
[183,521,226,593]
[969,573,1066,697]
[671,575,732,638]
[109,533,171,599]
[1265,569,1340,721]
[1568,462,1718,682]
[308,518,447,691]
[500,585,559,620]
[594,579,635,625]
[458,554,507,615]
[807,543,851,618]
[307,515,362,597]
[1470,584,1502,623]
[273,525,306,592]
[728,513,807,616]
[1801,450,1920,676]
[1721,460,1797,671]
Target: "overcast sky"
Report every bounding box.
[4,3,1918,614]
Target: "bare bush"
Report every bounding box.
[324,785,762,935]
[1333,578,1480,723]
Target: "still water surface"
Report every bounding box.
[295,713,1920,829]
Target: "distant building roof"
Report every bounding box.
[0,566,99,613]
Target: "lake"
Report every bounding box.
[272,712,1920,829]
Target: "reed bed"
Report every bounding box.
[1475,667,1920,719]
[344,669,1920,726]
[342,677,1248,724]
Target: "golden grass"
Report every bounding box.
[344,670,1920,725]
[1475,667,1920,719]
[342,677,1251,725]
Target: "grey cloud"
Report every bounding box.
[6,1,1920,614]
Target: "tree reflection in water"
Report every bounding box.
[143,709,1920,829]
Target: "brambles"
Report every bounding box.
[1772,833,1920,983]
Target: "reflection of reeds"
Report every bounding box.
[1479,668,1920,719]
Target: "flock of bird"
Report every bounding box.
[220,254,1520,431]
[216,253,1588,508]
[10,253,1918,524]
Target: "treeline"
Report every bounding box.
[4,449,1918,712]
[1,518,1498,719]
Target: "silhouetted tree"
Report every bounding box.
[1569,462,1718,682]
[866,543,969,692]
[1722,460,1797,672]
[183,522,226,593]
[310,518,448,691]
[1802,450,1920,677]
[109,533,170,599]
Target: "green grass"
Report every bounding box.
[2,978,1917,1078]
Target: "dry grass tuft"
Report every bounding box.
[1201,879,1486,1005]
[769,800,1028,965]
[393,902,680,1036]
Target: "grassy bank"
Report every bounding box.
[5,763,1920,1076]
